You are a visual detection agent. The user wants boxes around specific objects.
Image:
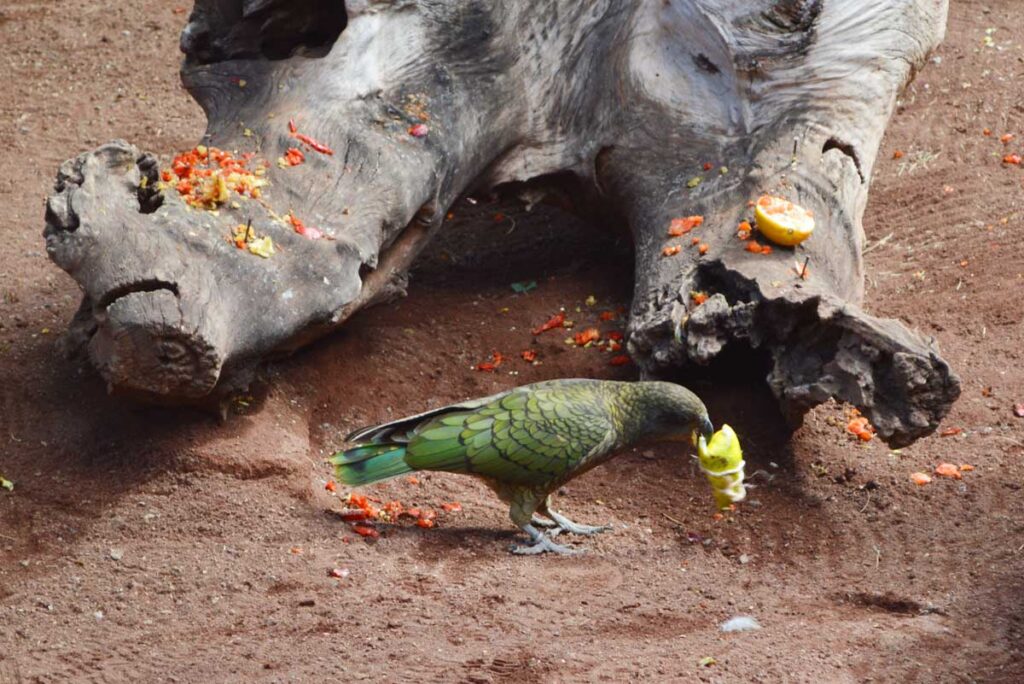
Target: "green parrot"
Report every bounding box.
[332,379,714,555]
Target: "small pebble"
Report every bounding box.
[109,548,124,561]
[720,615,761,632]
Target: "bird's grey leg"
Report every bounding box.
[508,493,578,555]
[530,514,559,528]
[540,497,612,536]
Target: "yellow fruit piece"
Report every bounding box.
[696,424,746,510]
[754,195,815,247]
[248,236,275,258]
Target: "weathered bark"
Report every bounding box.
[44,0,958,445]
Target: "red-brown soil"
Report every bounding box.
[1,1,1023,681]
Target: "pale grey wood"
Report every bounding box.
[44,0,957,445]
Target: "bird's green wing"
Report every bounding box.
[405,382,616,486]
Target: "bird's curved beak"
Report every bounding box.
[700,416,714,441]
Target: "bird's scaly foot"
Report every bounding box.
[510,524,579,555]
[545,509,612,537]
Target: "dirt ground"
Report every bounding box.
[1,1,1023,682]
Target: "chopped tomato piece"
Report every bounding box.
[441,502,463,513]
[521,349,538,362]
[609,354,631,366]
[574,328,600,346]
[351,524,380,538]
[283,147,305,166]
[532,311,566,335]
[668,216,704,236]
[691,291,708,306]
[934,463,962,480]
[476,351,504,372]
[662,245,682,257]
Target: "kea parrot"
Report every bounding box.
[332,379,714,555]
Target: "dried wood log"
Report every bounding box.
[44,0,957,445]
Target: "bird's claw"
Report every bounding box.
[546,510,612,536]
[509,535,580,556]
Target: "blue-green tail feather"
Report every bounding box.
[331,443,412,486]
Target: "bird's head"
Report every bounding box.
[636,381,714,444]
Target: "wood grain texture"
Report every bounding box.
[43,0,957,444]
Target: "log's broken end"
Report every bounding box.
[629,259,961,448]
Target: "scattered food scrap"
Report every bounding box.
[754,195,815,246]
[668,215,704,236]
[476,352,504,372]
[573,328,601,347]
[846,409,875,441]
[939,427,963,437]
[325,480,337,492]
[663,245,682,257]
[277,147,305,168]
[609,354,631,366]
[288,119,334,155]
[0,475,12,491]
[691,291,709,306]
[285,212,324,240]
[1014,402,1024,418]
[599,310,617,321]
[1003,154,1021,166]
[736,221,752,240]
[910,472,932,486]
[745,241,773,255]
[162,146,268,209]
[698,243,709,255]
[520,349,538,362]
[408,123,429,138]
[934,462,962,480]
[1000,133,1015,144]
[959,464,975,472]
[892,150,904,159]
[231,223,275,258]
[532,310,566,335]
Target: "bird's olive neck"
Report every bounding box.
[614,382,706,446]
